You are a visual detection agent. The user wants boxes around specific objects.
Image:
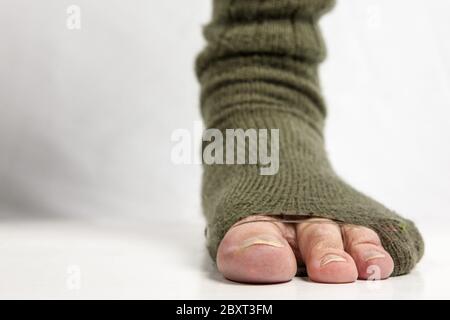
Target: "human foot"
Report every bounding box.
[217,216,394,284]
[200,110,423,279]
[196,0,424,281]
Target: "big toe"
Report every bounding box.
[217,216,297,284]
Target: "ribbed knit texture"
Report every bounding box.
[196,0,424,276]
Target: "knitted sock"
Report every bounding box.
[196,0,424,276]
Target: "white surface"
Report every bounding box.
[0,0,449,299]
[0,218,447,300]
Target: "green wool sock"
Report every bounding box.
[196,0,424,276]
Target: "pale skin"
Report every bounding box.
[217,216,394,284]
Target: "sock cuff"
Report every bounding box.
[197,0,335,75]
[211,0,336,22]
[196,0,334,132]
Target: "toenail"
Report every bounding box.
[363,251,386,262]
[240,235,285,249]
[320,254,347,267]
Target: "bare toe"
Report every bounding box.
[342,225,394,280]
[217,216,297,284]
[297,219,358,284]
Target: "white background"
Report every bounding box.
[0,0,449,299]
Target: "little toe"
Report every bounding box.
[342,225,394,280]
